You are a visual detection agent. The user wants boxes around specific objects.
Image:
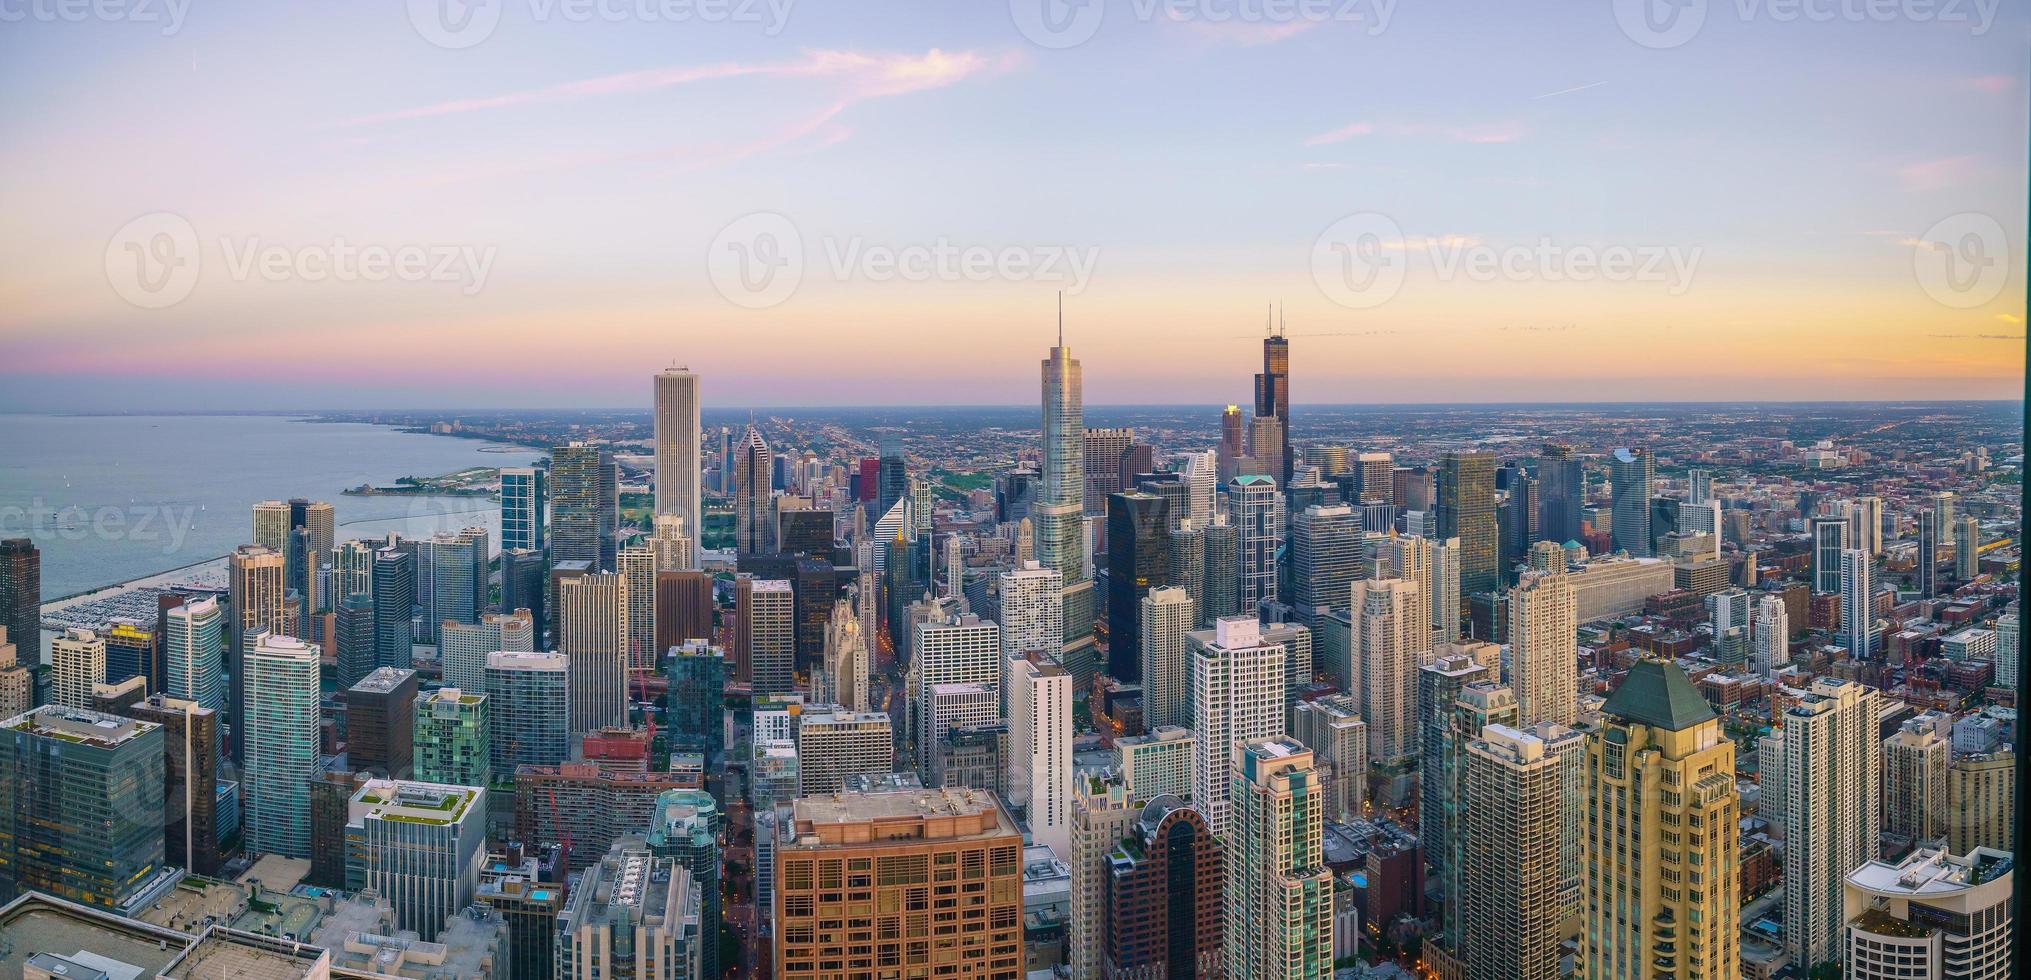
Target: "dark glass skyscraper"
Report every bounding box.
[0,539,39,679]
[1609,447,1654,558]
[1537,444,1585,544]
[1106,491,1171,682]
[648,788,721,979]
[372,548,416,669]
[665,640,726,765]
[550,442,617,570]
[1254,331,1290,482]
[1438,450,1499,604]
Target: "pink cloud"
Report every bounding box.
[333,48,1014,128]
[1165,15,1321,46]
[1305,121,1374,146]
[1445,123,1523,144]
[1897,154,1984,191]
[1964,75,2014,93]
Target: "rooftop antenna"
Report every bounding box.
[1057,290,1064,346]
[1266,302,1273,336]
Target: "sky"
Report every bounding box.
[1,0,2026,410]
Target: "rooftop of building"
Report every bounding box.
[162,928,329,980]
[844,771,926,792]
[422,687,484,706]
[1117,725,1193,748]
[1847,846,2014,898]
[349,666,417,694]
[2,705,157,748]
[1600,658,1717,730]
[788,787,1015,845]
[0,893,193,980]
[351,780,481,826]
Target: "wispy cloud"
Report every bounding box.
[1300,120,1522,148]
[1896,154,1984,191]
[1927,332,2024,340]
[1531,80,1607,100]
[1963,74,2015,93]
[1164,15,1321,46]
[1304,121,1374,146]
[1995,313,2023,324]
[333,48,1015,128]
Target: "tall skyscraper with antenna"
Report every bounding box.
[1038,297,1097,679]
[1253,308,1291,483]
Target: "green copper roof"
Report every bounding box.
[1602,659,1716,731]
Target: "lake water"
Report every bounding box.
[0,414,545,599]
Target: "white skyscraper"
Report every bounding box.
[1007,652,1073,857]
[1752,593,1791,675]
[1429,536,1462,644]
[1461,723,1572,980]
[1782,678,1883,969]
[558,571,629,736]
[1230,475,1282,614]
[439,610,535,693]
[50,627,105,710]
[817,599,869,713]
[747,579,796,696]
[1506,569,1578,726]
[1138,586,1193,729]
[912,615,1002,773]
[1839,548,1874,660]
[653,367,701,568]
[244,631,321,858]
[1178,449,1217,526]
[618,545,657,670]
[1379,534,1435,654]
[165,596,225,711]
[997,562,1064,664]
[1351,579,1422,767]
[1187,616,1287,836]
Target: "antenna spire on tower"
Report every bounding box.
[1057,291,1064,346]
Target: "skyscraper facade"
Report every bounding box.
[1839,548,1876,660]
[558,571,629,735]
[0,540,39,683]
[1039,335,1095,661]
[1782,678,1883,969]
[733,424,775,556]
[1351,578,1423,767]
[243,631,322,858]
[1101,797,1225,980]
[499,466,548,553]
[1462,723,1571,980]
[1187,616,1286,836]
[0,706,165,910]
[485,651,571,772]
[413,687,491,788]
[551,442,617,570]
[1139,585,1193,730]
[1007,652,1073,857]
[1229,474,1281,616]
[1582,659,1739,980]
[1225,736,1334,980]
[1438,450,1499,602]
[1506,569,1578,726]
[1106,490,1170,681]
[653,367,701,567]
[1608,447,1654,557]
